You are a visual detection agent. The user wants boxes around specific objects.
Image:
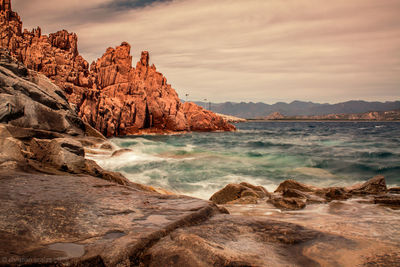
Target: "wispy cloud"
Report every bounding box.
[13,0,400,103]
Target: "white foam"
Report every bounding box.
[87,150,164,170]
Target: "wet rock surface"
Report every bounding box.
[374,194,400,207]
[209,182,270,204]
[6,170,397,267]
[0,171,221,266]
[224,199,400,267]
[211,175,397,211]
[141,215,327,267]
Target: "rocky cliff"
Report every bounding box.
[0,0,234,136]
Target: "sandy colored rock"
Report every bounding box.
[209,182,269,204]
[30,137,86,173]
[269,195,307,210]
[349,175,387,195]
[316,187,351,201]
[142,214,326,267]
[275,179,317,193]
[0,171,221,266]
[282,188,326,204]
[0,136,25,162]
[388,187,400,194]
[374,194,400,207]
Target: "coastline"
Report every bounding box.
[246,119,400,122]
[1,1,399,266]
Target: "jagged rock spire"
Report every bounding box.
[140,51,149,66]
[0,0,11,12]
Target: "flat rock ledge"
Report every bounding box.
[4,171,399,267]
[0,171,222,266]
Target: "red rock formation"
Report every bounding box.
[0,0,11,12]
[0,0,235,136]
[183,102,236,132]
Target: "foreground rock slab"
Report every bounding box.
[0,171,220,266]
[4,171,399,267]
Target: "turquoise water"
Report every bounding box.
[91,121,400,199]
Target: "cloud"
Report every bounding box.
[13,0,400,103]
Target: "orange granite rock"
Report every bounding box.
[0,0,235,136]
[183,102,236,132]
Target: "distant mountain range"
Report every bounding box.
[189,100,400,119]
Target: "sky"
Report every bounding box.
[13,0,400,104]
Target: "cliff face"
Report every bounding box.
[0,0,235,136]
[79,43,191,136]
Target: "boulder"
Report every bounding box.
[349,175,387,195]
[0,48,87,135]
[269,195,307,210]
[282,188,326,204]
[316,187,351,201]
[0,136,25,162]
[209,182,269,204]
[275,179,317,193]
[30,138,86,173]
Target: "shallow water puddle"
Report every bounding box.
[48,243,85,258]
[103,231,127,240]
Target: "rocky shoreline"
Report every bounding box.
[210,176,400,210]
[1,1,400,266]
[1,48,400,266]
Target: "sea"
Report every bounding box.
[89,121,400,200]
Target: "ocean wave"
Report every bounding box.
[87,121,400,199]
[357,151,396,159]
[247,140,293,149]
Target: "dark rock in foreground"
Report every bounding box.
[6,170,396,267]
[374,194,400,207]
[0,171,220,266]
